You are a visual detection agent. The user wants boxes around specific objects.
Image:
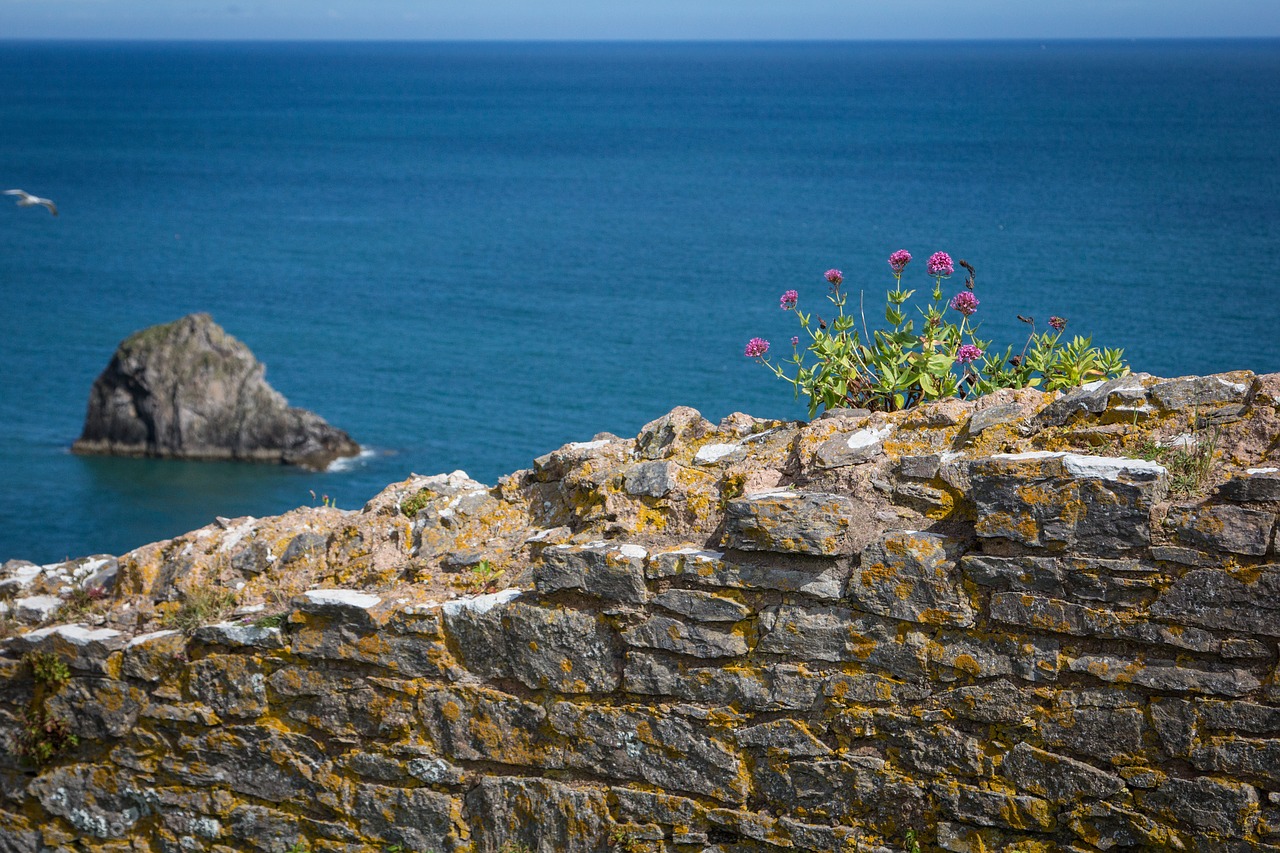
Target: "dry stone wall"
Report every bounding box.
[4,371,1280,852]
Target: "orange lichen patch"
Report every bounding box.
[440,700,461,722]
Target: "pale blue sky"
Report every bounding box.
[2,0,1278,40]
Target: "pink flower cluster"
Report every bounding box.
[824,269,843,286]
[949,291,979,317]
[955,344,983,364]
[780,290,798,310]
[791,336,800,347]
[927,251,954,278]
[1049,316,1067,331]
[888,250,912,275]
[744,337,770,358]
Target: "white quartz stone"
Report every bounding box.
[303,589,382,610]
[694,443,741,464]
[440,587,521,617]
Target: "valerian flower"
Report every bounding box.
[1049,316,1067,331]
[927,251,954,278]
[888,250,912,275]
[824,269,843,286]
[780,290,798,310]
[955,343,983,364]
[744,337,770,358]
[948,291,979,317]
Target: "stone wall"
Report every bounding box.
[3,371,1280,852]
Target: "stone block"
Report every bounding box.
[1135,776,1260,836]
[1068,653,1260,697]
[620,614,748,658]
[623,460,677,497]
[849,531,974,627]
[648,547,847,600]
[757,604,927,677]
[187,655,268,719]
[1150,566,1280,638]
[354,785,465,853]
[622,654,824,711]
[1001,742,1125,804]
[653,588,751,622]
[1190,735,1280,787]
[934,780,1054,831]
[1218,471,1280,503]
[537,541,649,603]
[443,598,620,693]
[971,451,1167,553]
[723,490,858,556]
[1149,372,1252,411]
[547,703,746,803]
[1162,503,1276,557]
[418,685,547,766]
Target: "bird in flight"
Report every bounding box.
[4,189,58,216]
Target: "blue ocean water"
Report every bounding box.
[1,40,1278,564]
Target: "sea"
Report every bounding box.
[1,40,1278,564]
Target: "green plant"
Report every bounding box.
[162,584,238,635]
[748,252,1127,416]
[902,829,922,853]
[453,559,502,594]
[498,843,534,853]
[401,488,435,518]
[1135,424,1221,497]
[284,843,310,853]
[252,613,285,629]
[23,651,71,689]
[309,490,337,508]
[58,584,109,620]
[609,828,649,853]
[14,706,79,765]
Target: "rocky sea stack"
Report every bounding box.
[71,313,359,470]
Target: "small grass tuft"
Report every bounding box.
[15,706,79,766]
[1136,425,1221,497]
[163,585,238,635]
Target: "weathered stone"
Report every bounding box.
[1195,699,1280,734]
[735,719,831,757]
[187,655,268,719]
[1190,735,1280,787]
[12,595,61,624]
[418,685,547,766]
[1163,503,1276,557]
[610,786,707,834]
[192,621,284,650]
[753,756,925,824]
[635,406,715,460]
[849,531,973,627]
[279,531,328,565]
[164,726,327,802]
[10,624,125,673]
[44,679,142,741]
[933,780,1054,831]
[967,402,1024,436]
[624,460,678,497]
[71,313,359,469]
[971,452,1167,552]
[547,703,746,802]
[962,553,1154,603]
[466,779,609,853]
[1219,471,1280,503]
[1037,702,1145,762]
[1068,653,1260,697]
[28,765,159,840]
[925,631,1061,683]
[1031,374,1150,428]
[989,591,1233,655]
[813,425,893,468]
[1150,566,1280,637]
[354,784,464,853]
[443,598,620,693]
[723,490,858,556]
[648,547,848,600]
[1136,776,1259,836]
[898,724,986,778]
[536,541,649,603]
[653,588,751,622]
[1001,742,1125,804]
[824,671,932,706]
[1149,372,1252,411]
[621,614,748,658]
[757,604,927,677]
[622,654,823,711]
[937,680,1040,725]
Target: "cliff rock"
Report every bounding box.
[71,313,359,469]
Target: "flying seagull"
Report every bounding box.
[4,189,58,216]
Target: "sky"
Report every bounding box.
[2,0,1279,40]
